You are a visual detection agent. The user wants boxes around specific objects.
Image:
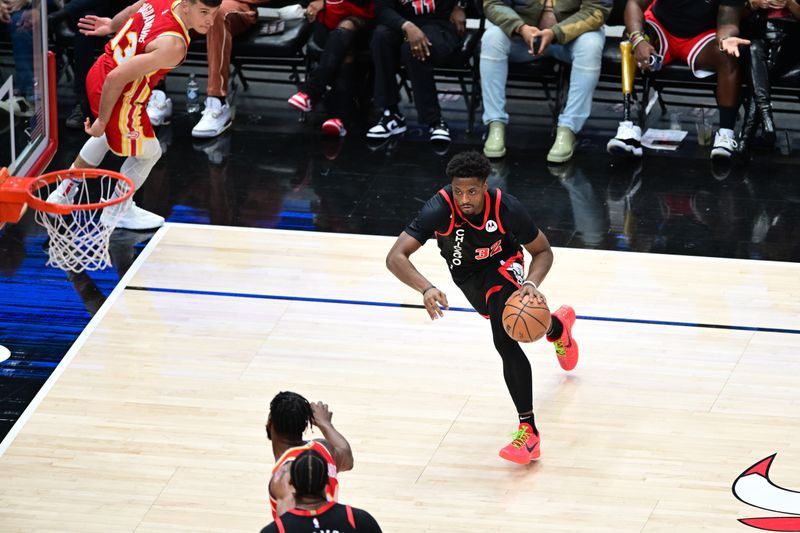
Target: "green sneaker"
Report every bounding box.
[483,121,506,158]
[546,126,576,163]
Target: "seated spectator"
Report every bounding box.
[192,0,269,139]
[261,449,382,533]
[607,0,749,161]
[480,0,609,163]
[738,0,800,155]
[49,0,130,129]
[287,0,374,137]
[266,391,354,518]
[366,0,466,144]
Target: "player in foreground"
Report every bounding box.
[386,151,579,464]
[267,391,354,517]
[49,0,221,230]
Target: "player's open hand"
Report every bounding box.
[509,284,546,306]
[84,117,106,137]
[78,15,114,37]
[310,401,333,428]
[423,287,449,320]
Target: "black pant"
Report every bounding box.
[302,19,371,121]
[370,20,459,125]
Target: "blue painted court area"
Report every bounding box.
[0,228,133,441]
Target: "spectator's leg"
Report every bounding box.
[744,38,773,145]
[206,0,258,100]
[303,19,359,102]
[548,28,604,134]
[401,20,459,126]
[478,24,518,127]
[695,41,741,132]
[8,9,34,100]
[371,24,403,113]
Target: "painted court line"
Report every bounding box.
[0,225,172,457]
[124,286,800,335]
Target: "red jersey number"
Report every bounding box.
[475,239,502,260]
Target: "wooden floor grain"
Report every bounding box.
[1,224,799,532]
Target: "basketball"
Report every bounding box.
[502,293,551,343]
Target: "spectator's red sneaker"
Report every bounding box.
[549,305,579,371]
[499,423,540,464]
[288,91,311,112]
[321,118,347,137]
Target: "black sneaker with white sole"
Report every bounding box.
[367,110,407,139]
[429,118,451,143]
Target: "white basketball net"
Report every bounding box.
[31,172,132,272]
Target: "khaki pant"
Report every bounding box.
[207,0,258,97]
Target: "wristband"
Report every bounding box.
[522,280,538,290]
[718,36,730,52]
[422,285,436,295]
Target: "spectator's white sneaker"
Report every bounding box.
[192,97,233,138]
[102,201,164,230]
[710,128,737,160]
[147,90,172,126]
[0,95,35,117]
[607,121,643,157]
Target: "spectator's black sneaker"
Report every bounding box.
[367,109,407,139]
[429,119,451,143]
[65,104,84,130]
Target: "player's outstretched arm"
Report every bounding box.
[310,401,354,472]
[386,232,449,320]
[78,1,145,36]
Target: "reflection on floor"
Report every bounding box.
[1,94,799,443]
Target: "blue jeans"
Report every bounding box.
[479,23,605,133]
[7,8,34,97]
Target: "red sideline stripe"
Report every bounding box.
[739,518,800,532]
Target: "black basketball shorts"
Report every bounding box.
[455,251,524,318]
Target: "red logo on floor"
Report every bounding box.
[733,454,800,531]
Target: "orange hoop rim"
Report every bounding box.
[24,168,135,216]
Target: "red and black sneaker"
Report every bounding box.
[549,305,579,371]
[499,423,541,464]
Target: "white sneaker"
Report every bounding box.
[607,121,643,157]
[710,128,737,160]
[192,97,233,138]
[46,179,79,205]
[101,201,164,230]
[146,90,172,126]
[0,95,35,117]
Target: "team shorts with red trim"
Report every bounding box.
[87,62,156,157]
[644,6,717,79]
[455,252,524,318]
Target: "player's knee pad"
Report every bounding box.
[119,138,162,189]
[78,134,110,167]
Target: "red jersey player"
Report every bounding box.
[266,392,354,519]
[48,0,221,230]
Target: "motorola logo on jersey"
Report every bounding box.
[486,220,498,233]
[733,454,800,531]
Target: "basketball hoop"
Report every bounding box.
[0,167,135,272]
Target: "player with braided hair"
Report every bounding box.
[266,391,353,518]
[261,449,382,532]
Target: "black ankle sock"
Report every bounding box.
[719,106,737,130]
[387,105,400,116]
[519,413,538,435]
[546,316,564,341]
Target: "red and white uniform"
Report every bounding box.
[269,440,339,519]
[86,0,190,156]
[644,4,716,79]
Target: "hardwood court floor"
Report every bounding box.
[1,224,799,532]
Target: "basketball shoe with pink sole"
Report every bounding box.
[549,305,579,371]
[499,423,540,464]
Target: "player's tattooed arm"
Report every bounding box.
[310,402,354,472]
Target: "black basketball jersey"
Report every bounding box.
[405,185,539,283]
[260,502,382,533]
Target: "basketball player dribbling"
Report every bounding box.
[386,151,580,464]
[48,0,222,230]
[266,391,354,518]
